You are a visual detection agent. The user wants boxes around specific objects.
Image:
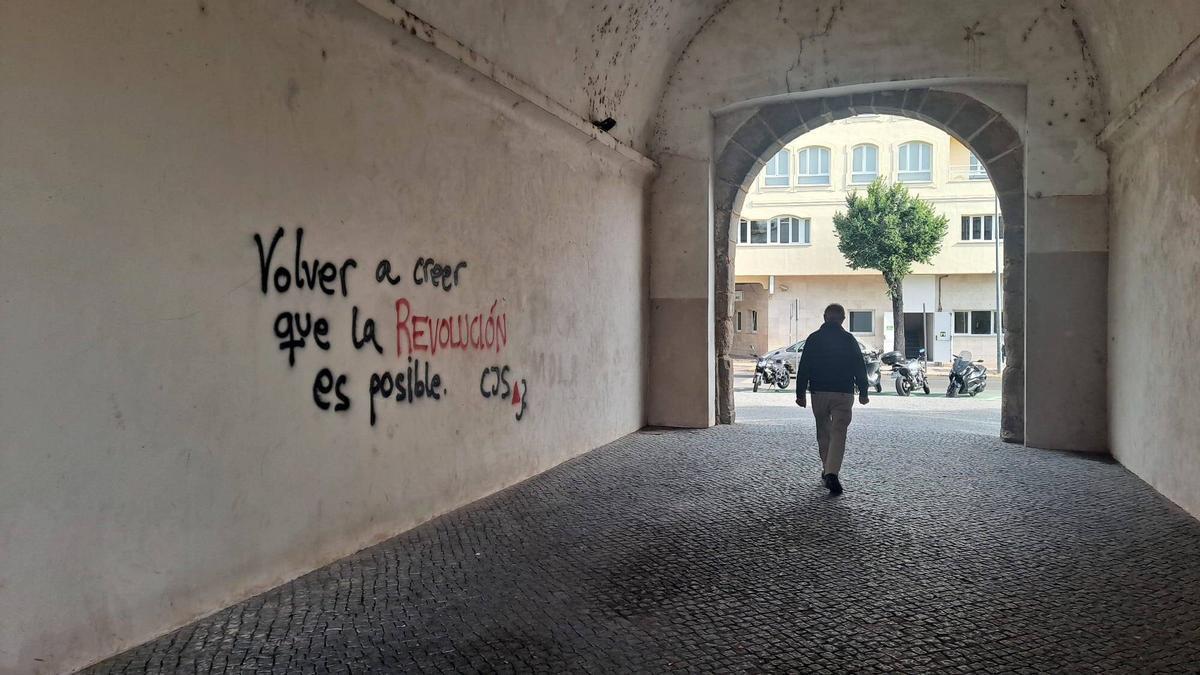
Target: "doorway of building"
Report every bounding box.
[903,313,927,359]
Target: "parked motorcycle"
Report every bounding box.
[861,350,884,394]
[753,357,791,392]
[947,350,988,397]
[882,348,930,396]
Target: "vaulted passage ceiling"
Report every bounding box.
[390,0,1200,152]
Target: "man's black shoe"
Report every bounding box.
[824,473,844,496]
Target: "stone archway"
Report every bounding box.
[712,88,1024,442]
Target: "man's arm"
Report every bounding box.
[794,342,811,406]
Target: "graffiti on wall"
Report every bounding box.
[253,226,529,426]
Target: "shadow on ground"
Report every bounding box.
[88,397,1200,673]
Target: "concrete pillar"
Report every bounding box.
[647,152,715,428]
[1024,195,1109,451]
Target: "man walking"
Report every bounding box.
[795,303,869,496]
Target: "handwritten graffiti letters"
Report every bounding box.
[252,226,530,427]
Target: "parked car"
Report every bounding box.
[758,338,877,374]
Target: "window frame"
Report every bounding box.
[897,141,933,183]
[751,310,759,333]
[763,149,791,188]
[960,214,1003,242]
[848,310,874,335]
[736,311,743,332]
[850,144,879,184]
[796,146,832,186]
[952,310,997,336]
[737,216,811,246]
[967,153,988,180]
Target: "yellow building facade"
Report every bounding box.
[733,114,1004,367]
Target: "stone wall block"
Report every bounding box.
[730,116,779,159]
[714,142,763,187]
[757,103,805,140]
[986,151,1025,195]
[914,90,966,127]
[850,92,876,114]
[823,95,855,120]
[971,122,1024,163]
[946,100,998,143]
[872,89,910,114]
[794,99,832,128]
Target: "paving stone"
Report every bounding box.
[86,405,1200,673]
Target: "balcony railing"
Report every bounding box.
[949,163,990,183]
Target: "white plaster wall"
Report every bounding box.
[0,2,648,672]
[764,274,999,360]
[940,275,1003,367]
[1107,83,1200,519]
[765,275,889,351]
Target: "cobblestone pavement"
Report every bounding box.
[88,393,1200,673]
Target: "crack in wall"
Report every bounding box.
[783,1,845,93]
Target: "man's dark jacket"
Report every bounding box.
[795,322,869,396]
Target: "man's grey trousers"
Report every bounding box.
[811,391,854,475]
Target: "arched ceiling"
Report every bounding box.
[386,1,1200,154]
[1068,0,1200,115]
[392,0,725,152]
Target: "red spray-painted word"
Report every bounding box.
[394,298,508,357]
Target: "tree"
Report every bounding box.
[832,178,948,355]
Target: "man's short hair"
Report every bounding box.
[824,303,846,322]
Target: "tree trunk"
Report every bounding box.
[885,274,905,355]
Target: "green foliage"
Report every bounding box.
[832,178,949,296]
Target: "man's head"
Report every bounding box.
[823,303,846,325]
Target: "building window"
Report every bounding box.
[851,144,878,184]
[740,218,767,244]
[796,146,831,186]
[764,149,790,187]
[736,311,743,332]
[751,310,759,333]
[968,153,988,180]
[897,141,932,182]
[961,215,1003,241]
[848,310,874,334]
[953,310,996,335]
[738,217,810,245]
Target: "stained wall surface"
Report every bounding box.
[388,0,718,152]
[0,2,648,672]
[1072,0,1200,117]
[1107,74,1200,518]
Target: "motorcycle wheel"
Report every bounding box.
[895,378,910,396]
[752,374,760,392]
[777,371,791,390]
[946,382,958,398]
[874,381,882,393]
[922,382,931,395]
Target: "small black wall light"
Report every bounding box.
[592,117,617,132]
